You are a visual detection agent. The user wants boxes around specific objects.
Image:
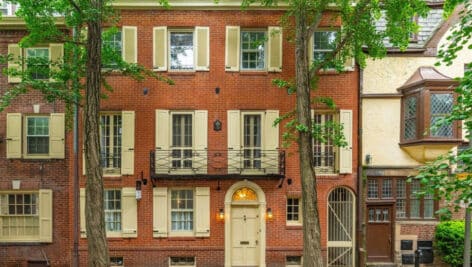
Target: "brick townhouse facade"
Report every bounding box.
[0,1,359,266]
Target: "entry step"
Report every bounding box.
[366,263,397,267]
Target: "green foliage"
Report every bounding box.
[435,220,471,266]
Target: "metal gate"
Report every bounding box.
[327,187,355,267]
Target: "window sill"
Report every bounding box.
[239,71,268,76]
[0,241,42,245]
[167,236,197,241]
[286,224,302,230]
[168,71,196,76]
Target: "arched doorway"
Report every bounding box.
[224,181,266,267]
[327,187,356,267]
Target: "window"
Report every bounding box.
[367,177,437,220]
[313,113,337,173]
[26,48,49,80]
[286,256,302,267]
[170,190,194,233]
[100,114,122,175]
[313,31,337,63]
[430,93,454,137]
[26,116,49,155]
[243,114,262,169]
[403,96,417,140]
[6,113,65,159]
[0,190,52,242]
[240,30,266,70]
[102,30,122,67]
[286,198,301,225]
[169,257,195,267]
[172,113,193,169]
[104,189,122,232]
[110,257,124,267]
[169,31,194,70]
[153,27,209,71]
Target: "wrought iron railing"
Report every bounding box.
[150,149,285,178]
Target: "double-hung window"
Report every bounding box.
[170,189,194,233]
[169,31,194,71]
[26,116,50,155]
[313,31,337,63]
[286,197,301,226]
[172,113,193,169]
[104,189,122,232]
[243,114,262,169]
[26,48,49,80]
[100,114,122,175]
[240,30,266,70]
[313,113,336,173]
[102,30,122,67]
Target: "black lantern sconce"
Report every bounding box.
[266,208,273,219]
[135,171,148,200]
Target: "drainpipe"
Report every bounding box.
[357,67,366,267]
[72,26,80,267]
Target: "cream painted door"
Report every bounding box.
[231,205,259,267]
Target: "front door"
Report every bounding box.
[367,204,393,262]
[231,205,259,267]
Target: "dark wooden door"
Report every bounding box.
[367,204,393,262]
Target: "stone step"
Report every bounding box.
[366,263,397,267]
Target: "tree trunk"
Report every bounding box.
[295,7,325,267]
[84,1,109,266]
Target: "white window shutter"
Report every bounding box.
[339,109,353,174]
[82,145,86,176]
[195,26,210,71]
[308,34,314,64]
[344,55,355,71]
[194,110,208,174]
[122,26,138,63]
[49,43,63,82]
[155,110,170,172]
[153,26,167,71]
[39,189,53,243]
[227,110,241,174]
[267,27,282,72]
[195,187,210,237]
[7,44,22,83]
[121,111,135,175]
[264,110,279,172]
[80,188,86,237]
[121,187,138,238]
[49,113,65,159]
[6,113,22,159]
[153,187,168,238]
[225,26,240,72]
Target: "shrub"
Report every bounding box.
[435,220,471,267]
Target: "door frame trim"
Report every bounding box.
[224,180,266,267]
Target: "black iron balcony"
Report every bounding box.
[150,149,285,179]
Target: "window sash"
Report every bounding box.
[240,31,266,70]
[286,198,300,223]
[313,31,337,63]
[26,117,49,155]
[104,189,122,232]
[243,114,262,169]
[169,31,194,70]
[102,31,122,67]
[26,48,49,80]
[403,96,417,140]
[0,193,40,239]
[313,113,336,173]
[100,114,122,172]
[430,93,453,137]
[172,114,193,169]
[170,190,194,232]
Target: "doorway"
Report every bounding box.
[366,203,394,262]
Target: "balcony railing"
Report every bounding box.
[150,149,285,179]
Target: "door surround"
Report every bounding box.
[224,180,266,267]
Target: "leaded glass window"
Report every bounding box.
[404,96,417,140]
[430,93,453,137]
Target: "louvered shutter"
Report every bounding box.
[6,113,22,158]
[227,110,241,174]
[121,111,135,175]
[267,27,282,72]
[155,110,170,174]
[121,187,137,238]
[339,109,353,174]
[80,188,86,237]
[195,187,210,237]
[49,43,63,82]
[194,110,208,174]
[49,113,65,159]
[122,26,137,63]
[8,44,22,83]
[39,189,53,243]
[195,27,210,71]
[264,110,279,173]
[153,187,168,237]
[225,26,240,71]
[153,26,167,71]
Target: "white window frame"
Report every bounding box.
[0,192,39,242]
[25,47,50,80]
[169,256,196,267]
[312,112,339,174]
[102,30,123,68]
[169,188,194,237]
[168,29,195,71]
[100,113,122,176]
[24,115,50,158]
[170,111,194,172]
[104,189,122,237]
[240,29,267,71]
[241,112,264,172]
[286,197,302,226]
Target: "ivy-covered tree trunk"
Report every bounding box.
[294,6,324,267]
[84,1,109,266]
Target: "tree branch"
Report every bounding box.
[67,0,84,16]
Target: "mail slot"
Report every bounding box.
[240,241,249,245]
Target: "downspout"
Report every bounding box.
[357,67,367,267]
[72,26,80,267]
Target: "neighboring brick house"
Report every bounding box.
[0,1,359,266]
[361,2,471,266]
[0,3,71,266]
